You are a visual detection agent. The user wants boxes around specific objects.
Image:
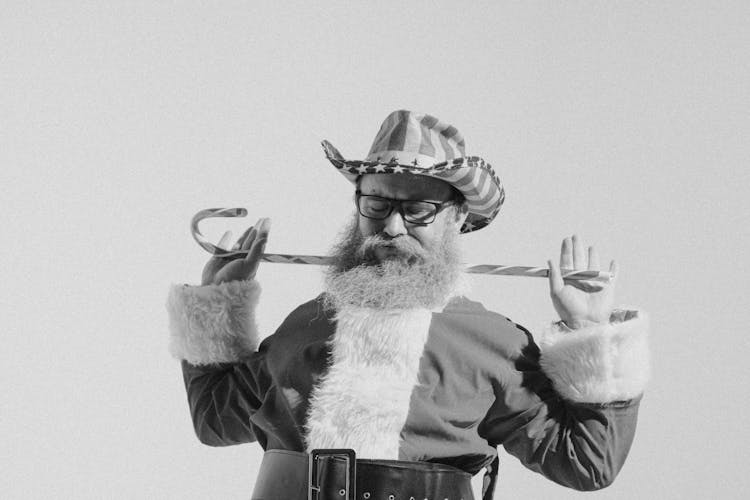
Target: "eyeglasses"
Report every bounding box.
[355,191,456,225]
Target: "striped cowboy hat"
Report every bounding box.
[322,109,505,233]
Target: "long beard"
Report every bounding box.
[323,215,465,310]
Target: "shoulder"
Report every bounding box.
[436,296,537,358]
[440,296,530,336]
[280,294,332,326]
[260,295,335,347]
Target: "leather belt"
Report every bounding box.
[251,448,475,500]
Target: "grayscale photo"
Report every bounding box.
[3,2,748,499]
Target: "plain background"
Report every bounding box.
[2,1,749,499]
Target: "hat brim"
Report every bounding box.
[322,140,504,233]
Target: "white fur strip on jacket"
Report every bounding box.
[166,280,262,365]
[304,307,433,456]
[539,310,650,403]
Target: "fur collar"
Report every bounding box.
[304,306,432,459]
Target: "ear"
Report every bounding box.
[352,176,362,203]
[452,202,469,228]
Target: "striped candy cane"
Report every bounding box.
[191,208,613,283]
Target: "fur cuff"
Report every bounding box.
[539,310,650,403]
[166,280,261,365]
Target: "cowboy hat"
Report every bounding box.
[322,109,505,233]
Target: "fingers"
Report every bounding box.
[572,234,585,269]
[588,245,600,271]
[551,251,601,292]
[243,218,270,258]
[238,225,256,251]
[255,217,271,243]
[561,235,603,271]
[244,218,271,278]
[210,218,271,284]
[218,231,233,250]
[560,235,587,270]
[553,235,614,295]
[233,217,270,253]
[560,237,573,270]
[547,259,564,294]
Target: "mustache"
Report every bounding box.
[358,233,427,262]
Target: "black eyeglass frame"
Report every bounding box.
[354,190,458,225]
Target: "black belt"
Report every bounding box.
[251,448,475,500]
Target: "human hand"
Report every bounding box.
[547,234,616,329]
[201,218,271,286]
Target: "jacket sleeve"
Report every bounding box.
[166,279,269,447]
[479,309,649,491]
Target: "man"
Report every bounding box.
[167,110,649,500]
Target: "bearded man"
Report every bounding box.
[167,110,649,500]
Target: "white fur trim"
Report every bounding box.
[166,280,261,365]
[305,307,432,459]
[539,310,650,403]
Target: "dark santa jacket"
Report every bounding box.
[166,279,649,491]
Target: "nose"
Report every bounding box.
[382,210,408,237]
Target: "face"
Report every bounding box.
[324,174,468,310]
[356,173,467,263]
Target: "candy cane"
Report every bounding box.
[191,208,613,283]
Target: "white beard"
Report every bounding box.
[323,214,466,311]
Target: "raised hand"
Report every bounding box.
[201,218,271,286]
[547,234,616,329]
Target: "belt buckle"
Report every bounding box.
[308,448,356,500]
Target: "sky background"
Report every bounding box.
[2,1,749,499]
